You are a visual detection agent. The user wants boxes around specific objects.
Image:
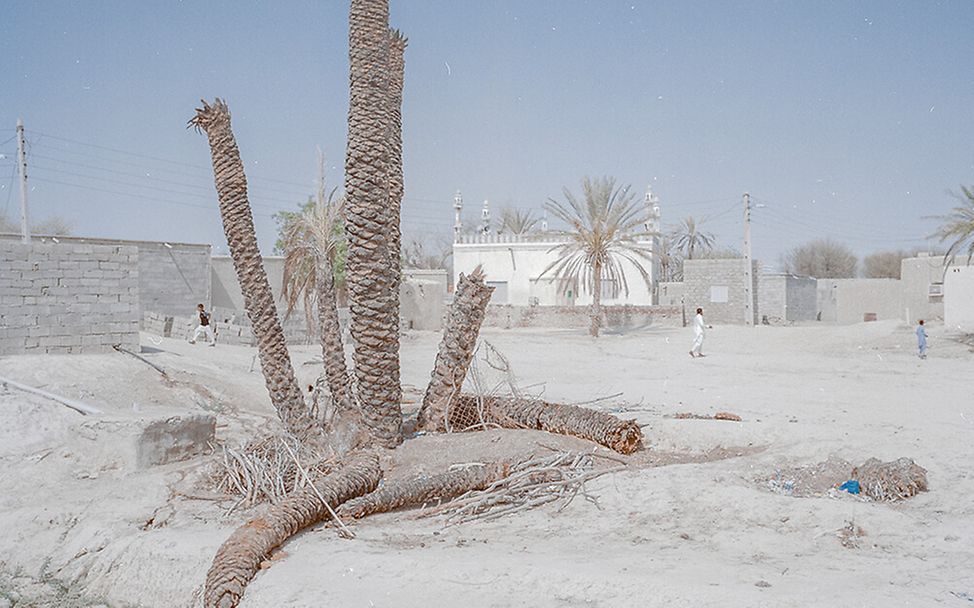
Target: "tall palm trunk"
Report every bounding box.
[388,29,407,323]
[344,0,402,447]
[191,99,316,442]
[317,255,353,408]
[590,259,602,337]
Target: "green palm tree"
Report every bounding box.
[344,0,402,447]
[934,186,974,265]
[497,207,539,235]
[671,215,715,260]
[280,167,353,413]
[541,176,654,337]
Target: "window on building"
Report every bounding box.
[600,279,619,300]
[487,281,509,304]
[929,282,943,302]
[710,285,729,303]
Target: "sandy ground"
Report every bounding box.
[1,319,972,607]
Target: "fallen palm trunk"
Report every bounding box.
[452,394,643,455]
[203,452,381,608]
[852,457,928,502]
[338,462,509,519]
[418,266,494,431]
[673,411,742,422]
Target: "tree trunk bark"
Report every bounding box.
[344,0,403,447]
[316,257,353,408]
[590,260,602,337]
[338,462,508,519]
[418,266,494,431]
[203,451,381,608]
[191,99,317,442]
[451,394,643,455]
[387,29,407,335]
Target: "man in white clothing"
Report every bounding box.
[690,307,707,358]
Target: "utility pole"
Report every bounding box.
[742,192,753,326]
[16,118,31,243]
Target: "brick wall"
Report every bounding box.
[0,241,140,354]
[0,234,210,318]
[683,259,759,325]
[757,274,817,323]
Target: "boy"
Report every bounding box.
[690,307,707,358]
[190,303,216,346]
[916,319,927,359]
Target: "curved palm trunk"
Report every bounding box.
[418,266,494,431]
[345,0,402,447]
[338,462,509,519]
[191,99,316,442]
[203,451,381,608]
[388,29,407,325]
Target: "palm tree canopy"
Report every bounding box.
[934,186,974,265]
[671,215,716,260]
[280,194,346,327]
[541,176,655,298]
[497,207,539,235]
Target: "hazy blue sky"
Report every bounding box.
[2,1,972,267]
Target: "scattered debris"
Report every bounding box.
[852,457,928,502]
[672,411,742,422]
[838,479,860,494]
[837,520,866,549]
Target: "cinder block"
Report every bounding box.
[134,414,216,468]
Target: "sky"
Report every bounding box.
[1,1,972,268]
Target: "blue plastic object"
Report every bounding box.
[838,480,860,495]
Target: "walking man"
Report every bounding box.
[190,303,216,346]
[690,307,707,358]
[916,319,928,359]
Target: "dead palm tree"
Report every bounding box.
[671,215,715,260]
[344,0,402,447]
[280,163,354,413]
[497,207,539,235]
[934,186,974,265]
[541,176,654,337]
[190,99,316,443]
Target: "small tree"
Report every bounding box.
[496,207,538,235]
[402,237,452,270]
[0,211,73,236]
[542,176,654,337]
[782,238,858,278]
[863,249,910,279]
[671,216,715,260]
[933,186,974,265]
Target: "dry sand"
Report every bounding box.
[1,319,972,607]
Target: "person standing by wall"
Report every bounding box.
[190,303,216,346]
[690,307,707,358]
[916,319,928,359]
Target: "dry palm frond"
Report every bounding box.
[419,451,625,526]
[852,457,928,502]
[497,207,539,235]
[931,186,974,266]
[210,433,338,510]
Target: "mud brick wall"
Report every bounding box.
[0,241,140,354]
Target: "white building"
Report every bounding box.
[944,264,974,332]
[452,188,661,306]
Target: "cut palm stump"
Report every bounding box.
[338,462,509,519]
[418,265,494,431]
[203,451,381,608]
[852,457,928,502]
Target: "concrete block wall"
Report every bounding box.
[900,255,946,323]
[1,234,211,318]
[758,274,817,323]
[483,305,682,330]
[683,259,759,325]
[0,241,140,354]
[817,278,903,324]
